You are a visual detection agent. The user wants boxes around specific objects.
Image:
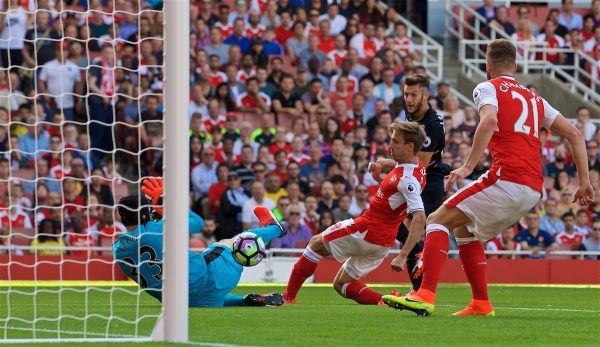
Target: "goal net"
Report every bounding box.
[0,0,185,342]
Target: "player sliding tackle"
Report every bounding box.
[383,39,594,316]
[283,120,427,305]
[113,177,287,307]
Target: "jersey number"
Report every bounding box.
[121,245,163,289]
[512,91,539,138]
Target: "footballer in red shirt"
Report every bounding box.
[383,39,594,317]
[284,120,427,305]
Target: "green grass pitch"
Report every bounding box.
[1,283,599,346]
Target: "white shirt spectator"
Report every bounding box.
[0,7,27,49]
[583,38,599,54]
[319,13,347,36]
[39,59,81,109]
[242,197,275,230]
[191,161,218,200]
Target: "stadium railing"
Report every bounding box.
[446,0,600,104]
[459,39,600,104]
[379,2,444,82]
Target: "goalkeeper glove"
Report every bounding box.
[243,293,285,307]
[141,176,164,217]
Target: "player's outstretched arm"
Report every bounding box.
[549,115,594,206]
[391,211,426,272]
[446,105,498,192]
[368,162,385,184]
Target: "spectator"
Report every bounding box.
[271,204,312,248]
[540,198,565,236]
[24,157,60,195]
[259,0,280,28]
[555,211,584,250]
[275,10,293,45]
[300,144,327,184]
[194,216,217,247]
[215,4,233,39]
[191,145,218,202]
[225,18,252,54]
[19,116,50,161]
[87,44,116,166]
[264,173,286,203]
[490,6,515,36]
[558,0,583,31]
[236,77,271,113]
[229,0,249,25]
[332,193,353,222]
[286,21,308,62]
[205,28,230,66]
[317,20,334,53]
[30,219,64,255]
[317,209,334,234]
[84,168,114,206]
[302,78,330,114]
[581,219,600,259]
[284,160,310,195]
[320,4,346,36]
[242,180,275,230]
[485,226,521,259]
[516,5,539,36]
[581,14,595,42]
[207,164,229,217]
[0,0,28,69]
[349,183,370,216]
[576,107,596,141]
[38,43,82,121]
[515,210,558,259]
[299,35,326,67]
[587,140,600,173]
[272,74,303,117]
[476,0,496,23]
[350,23,379,59]
[262,27,284,56]
[66,212,95,257]
[216,171,248,240]
[574,209,592,235]
[357,0,384,26]
[536,20,565,63]
[272,195,290,221]
[316,180,337,214]
[373,68,402,105]
[245,10,266,40]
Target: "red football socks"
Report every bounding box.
[284,254,319,299]
[344,281,383,305]
[418,225,450,303]
[458,240,489,301]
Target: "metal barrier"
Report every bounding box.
[379,2,444,82]
[446,0,600,104]
[459,39,600,104]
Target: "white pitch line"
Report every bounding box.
[2,326,255,347]
[437,304,600,313]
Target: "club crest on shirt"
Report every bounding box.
[389,175,397,183]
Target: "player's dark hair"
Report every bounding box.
[404,74,429,90]
[118,195,152,227]
[486,39,516,68]
[576,106,589,114]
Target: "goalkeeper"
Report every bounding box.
[112,177,286,307]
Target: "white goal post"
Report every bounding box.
[0,0,189,343]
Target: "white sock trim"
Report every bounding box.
[455,237,479,246]
[303,247,322,263]
[341,283,350,297]
[426,224,450,235]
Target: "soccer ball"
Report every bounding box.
[232,232,266,267]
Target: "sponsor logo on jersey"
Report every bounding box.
[423,136,431,148]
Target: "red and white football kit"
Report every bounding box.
[244,25,266,40]
[208,71,227,88]
[321,162,425,279]
[214,22,233,39]
[236,92,271,109]
[236,69,256,84]
[555,231,584,247]
[202,115,227,133]
[445,76,559,241]
[535,33,565,63]
[0,208,32,229]
[327,49,348,67]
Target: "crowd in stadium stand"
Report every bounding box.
[0,0,598,260]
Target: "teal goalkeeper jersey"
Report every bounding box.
[112,211,205,301]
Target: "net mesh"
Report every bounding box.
[0,0,164,340]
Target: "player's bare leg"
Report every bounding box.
[332,266,384,305]
[452,225,495,316]
[383,206,470,315]
[283,234,330,304]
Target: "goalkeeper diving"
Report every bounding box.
[112,177,286,307]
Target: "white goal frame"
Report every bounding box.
[0,0,190,344]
